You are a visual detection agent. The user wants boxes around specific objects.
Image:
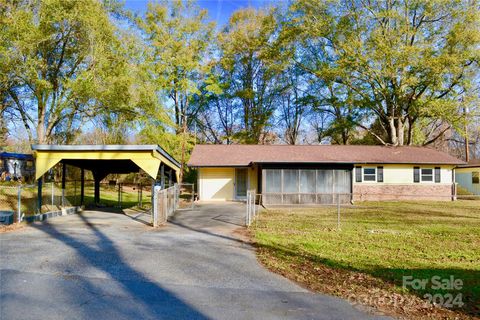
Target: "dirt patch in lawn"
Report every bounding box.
[255,246,477,320]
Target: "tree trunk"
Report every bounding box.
[389,117,397,145]
[397,118,404,146]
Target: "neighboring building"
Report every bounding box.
[0,152,35,182]
[455,160,480,195]
[188,145,465,204]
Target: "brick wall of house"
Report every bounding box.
[352,184,454,201]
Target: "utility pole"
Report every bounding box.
[180,113,187,183]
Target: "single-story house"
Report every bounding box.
[187,145,465,204]
[455,160,480,195]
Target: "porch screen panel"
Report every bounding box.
[300,170,316,203]
[335,170,351,203]
[265,169,281,192]
[283,170,299,204]
[264,169,281,204]
[316,170,334,204]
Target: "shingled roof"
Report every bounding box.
[458,159,480,168]
[188,144,464,167]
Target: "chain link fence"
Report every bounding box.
[245,189,257,226]
[176,183,195,210]
[0,180,154,224]
[245,191,480,227]
[0,183,63,223]
[262,192,352,205]
[151,183,197,227]
[152,185,177,227]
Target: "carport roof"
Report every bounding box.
[32,144,180,180]
[188,144,465,166]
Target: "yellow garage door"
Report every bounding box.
[199,168,235,201]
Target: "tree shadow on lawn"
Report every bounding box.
[255,242,480,318]
[31,214,209,320]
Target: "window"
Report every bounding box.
[421,168,433,182]
[363,167,377,182]
[473,172,480,184]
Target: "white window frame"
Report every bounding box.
[420,168,434,182]
[363,167,377,182]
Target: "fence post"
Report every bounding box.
[245,192,248,226]
[150,180,155,215]
[62,163,66,208]
[51,182,54,207]
[74,180,77,206]
[17,185,22,223]
[163,190,167,223]
[120,184,123,208]
[173,184,177,210]
[152,186,159,227]
[337,193,341,231]
[245,190,251,227]
[117,184,121,208]
[253,189,256,221]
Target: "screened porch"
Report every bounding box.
[261,168,352,205]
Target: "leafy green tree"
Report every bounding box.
[138,0,214,133]
[276,65,310,145]
[0,0,146,144]
[218,8,286,144]
[288,0,480,146]
[137,0,214,180]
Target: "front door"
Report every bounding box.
[235,168,248,199]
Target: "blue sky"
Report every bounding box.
[124,0,277,26]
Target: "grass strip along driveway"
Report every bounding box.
[253,201,480,319]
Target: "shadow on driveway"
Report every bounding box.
[28,213,209,320]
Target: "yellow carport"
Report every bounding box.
[31,145,180,207]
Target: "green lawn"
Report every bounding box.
[0,183,151,217]
[73,184,152,209]
[253,201,480,319]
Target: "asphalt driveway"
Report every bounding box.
[0,203,389,320]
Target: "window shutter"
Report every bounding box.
[377,166,384,182]
[355,166,362,182]
[413,167,420,183]
[434,167,441,183]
